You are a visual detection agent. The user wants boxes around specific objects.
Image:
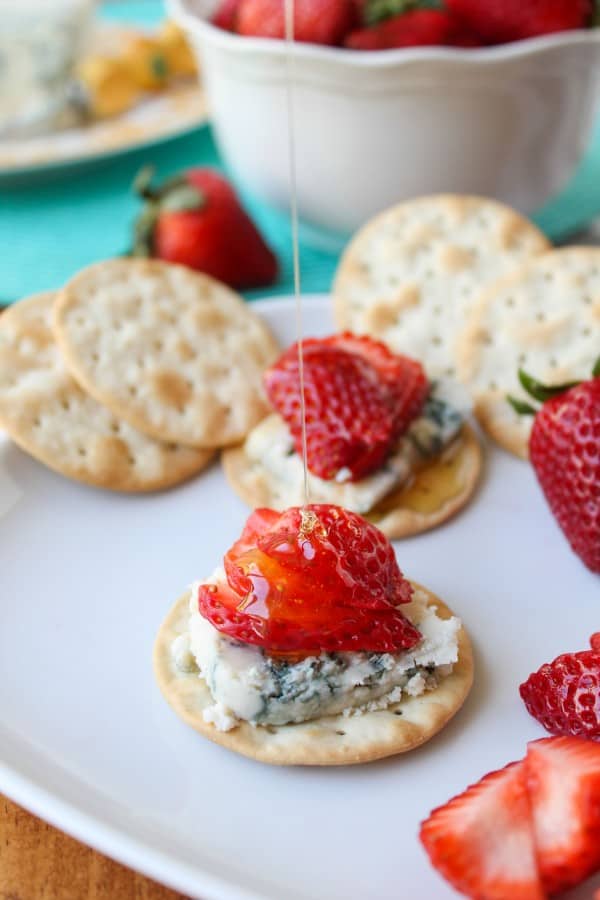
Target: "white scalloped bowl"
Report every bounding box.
[169,0,600,234]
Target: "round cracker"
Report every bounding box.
[456,246,600,459]
[0,293,214,492]
[153,584,473,766]
[221,424,482,540]
[333,195,550,379]
[53,259,280,448]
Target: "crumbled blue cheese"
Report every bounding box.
[178,573,460,731]
[243,381,469,514]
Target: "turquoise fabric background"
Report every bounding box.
[2,0,600,304]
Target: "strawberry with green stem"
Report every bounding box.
[508,359,600,573]
[131,165,278,291]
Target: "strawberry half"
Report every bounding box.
[420,761,545,900]
[520,634,600,740]
[525,736,600,894]
[198,504,420,654]
[509,361,600,573]
[263,335,428,481]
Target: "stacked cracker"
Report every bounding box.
[333,196,599,460]
[0,260,279,491]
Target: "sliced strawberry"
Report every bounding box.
[264,343,396,480]
[263,335,428,481]
[519,641,600,741]
[525,736,600,894]
[420,761,546,900]
[200,504,420,654]
[324,333,429,434]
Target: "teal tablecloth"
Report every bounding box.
[2,0,600,304]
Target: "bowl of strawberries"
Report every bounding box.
[170,0,600,234]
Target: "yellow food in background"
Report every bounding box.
[76,57,141,119]
[159,21,198,78]
[122,35,171,91]
[75,20,198,120]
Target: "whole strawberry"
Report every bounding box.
[132,166,278,290]
[509,361,600,573]
[445,0,591,44]
[236,0,355,44]
[345,8,479,50]
[520,634,600,740]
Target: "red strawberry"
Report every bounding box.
[420,761,546,900]
[265,343,396,480]
[520,635,600,740]
[132,166,278,290]
[509,362,600,573]
[211,0,242,30]
[323,333,429,433]
[445,0,591,44]
[236,0,355,45]
[198,504,420,653]
[263,336,428,481]
[344,8,476,50]
[525,736,600,894]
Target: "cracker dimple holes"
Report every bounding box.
[582,326,592,337]
[536,311,546,322]
[505,296,515,308]
[263,725,277,734]
[335,730,346,737]
[61,398,71,412]
[77,446,86,457]
[92,352,99,362]
[128,385,138,397]
[393,710,403,717]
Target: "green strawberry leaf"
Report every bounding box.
[593,356,600,377]
[518,369,580,403]
[507,395,537,416]
[591,0,600,26]
[363,0,441,29]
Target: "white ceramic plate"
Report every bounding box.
[0,295,598,900]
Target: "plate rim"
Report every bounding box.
[0,292,329,900]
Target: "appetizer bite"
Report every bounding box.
[154,503,473,765]
[222,334,482,538]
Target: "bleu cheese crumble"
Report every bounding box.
[172,573,460,731]
[243,380,470,513]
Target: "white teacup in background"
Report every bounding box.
[0,0,96,138]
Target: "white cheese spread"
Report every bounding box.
[244,381,469,514]
[176,573,460,731]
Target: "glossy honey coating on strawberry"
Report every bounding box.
[263,334,428,482]
[520,634,600,740]
[197,504,420,654]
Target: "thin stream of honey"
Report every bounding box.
[283,0,311,515]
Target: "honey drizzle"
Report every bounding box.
[284,0,311,510]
